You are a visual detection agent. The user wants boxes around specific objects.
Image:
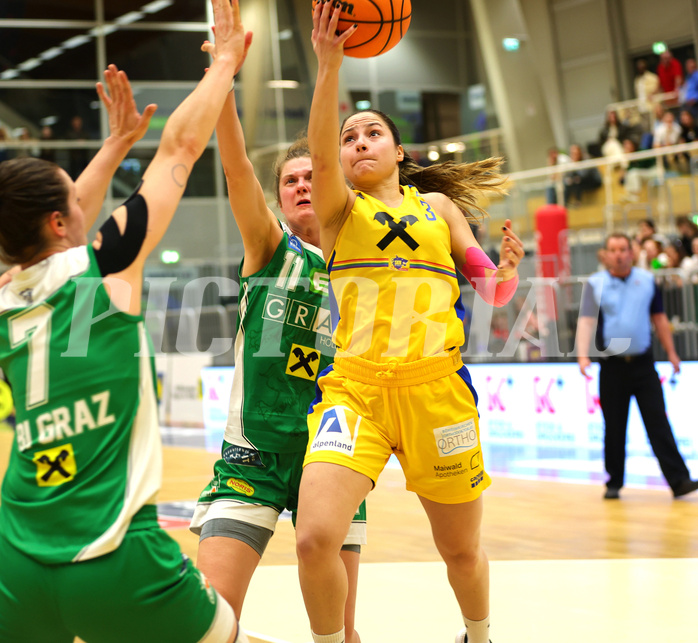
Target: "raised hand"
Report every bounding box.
[202,25,253,76]
[208,0,249,71]
[498,218,524,277]
[312,0,357,70]
[96,64,157,146]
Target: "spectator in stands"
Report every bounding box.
[599,110,628,158]
[664,237,691,283]
[678,109,698,143]
[563,143,602,206]
[675,215,698,256]
[657,50,683,103]
[0,127,9,163]
[681,58,698,118]
[643,236,668,270]
[631,237,647,268]
[654,110,682,147]
[641,102,667,150]
[13,127,37,159]
[65,114,91,180]
[653,110,682,170]
[618,138,657,201]
[545,146,571,205]
[38,125,56,163]
[634,58,660,112]
[637,218,658,244]
[634,219,663,269]
[685,237,698,281]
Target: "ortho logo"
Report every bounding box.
[433,418,478,457]
[310,406,360,457]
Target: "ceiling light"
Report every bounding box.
[39,47,64,61]
[141,0,174,14]
[90,25,118,37]
[116,11,145,25]
[278,29,293,40]
[62,35,92,49]
[161,250,181,264]
[0,70,19,80]
[17,58,41,71]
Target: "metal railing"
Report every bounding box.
[145,269,698,364]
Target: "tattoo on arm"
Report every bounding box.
[171,163,189,188]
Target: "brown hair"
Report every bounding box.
[604,232,632,249]
[0,157,68,265]
[272,134,311,205]
[341,109,507,224]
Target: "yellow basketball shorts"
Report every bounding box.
[304,351,491,504]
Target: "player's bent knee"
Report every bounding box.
[296,536,323,566]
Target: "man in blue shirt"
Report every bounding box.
[576,232,698,499]
[682,58,698,119]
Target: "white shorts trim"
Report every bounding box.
[190,499,367,547]
[190,498,281,535]
[345,520,367,546]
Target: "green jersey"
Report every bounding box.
[222,226,334,462]
[0,246,161,564]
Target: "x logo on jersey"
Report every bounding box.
[373,212,419,250]
[290,346,319,377]
[37,450,71,482]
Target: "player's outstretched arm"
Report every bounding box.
[308,1,356,235]
[202,34,282,273]
[133,0,248,264]
[76,64,157,231]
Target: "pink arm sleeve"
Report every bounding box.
[461,246,519,307]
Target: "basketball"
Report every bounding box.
[312,0,412,58]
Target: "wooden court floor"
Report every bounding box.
[1,429,697,642]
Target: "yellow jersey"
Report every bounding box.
[328,185,466,363]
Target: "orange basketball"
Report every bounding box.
[312,0,412,58]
